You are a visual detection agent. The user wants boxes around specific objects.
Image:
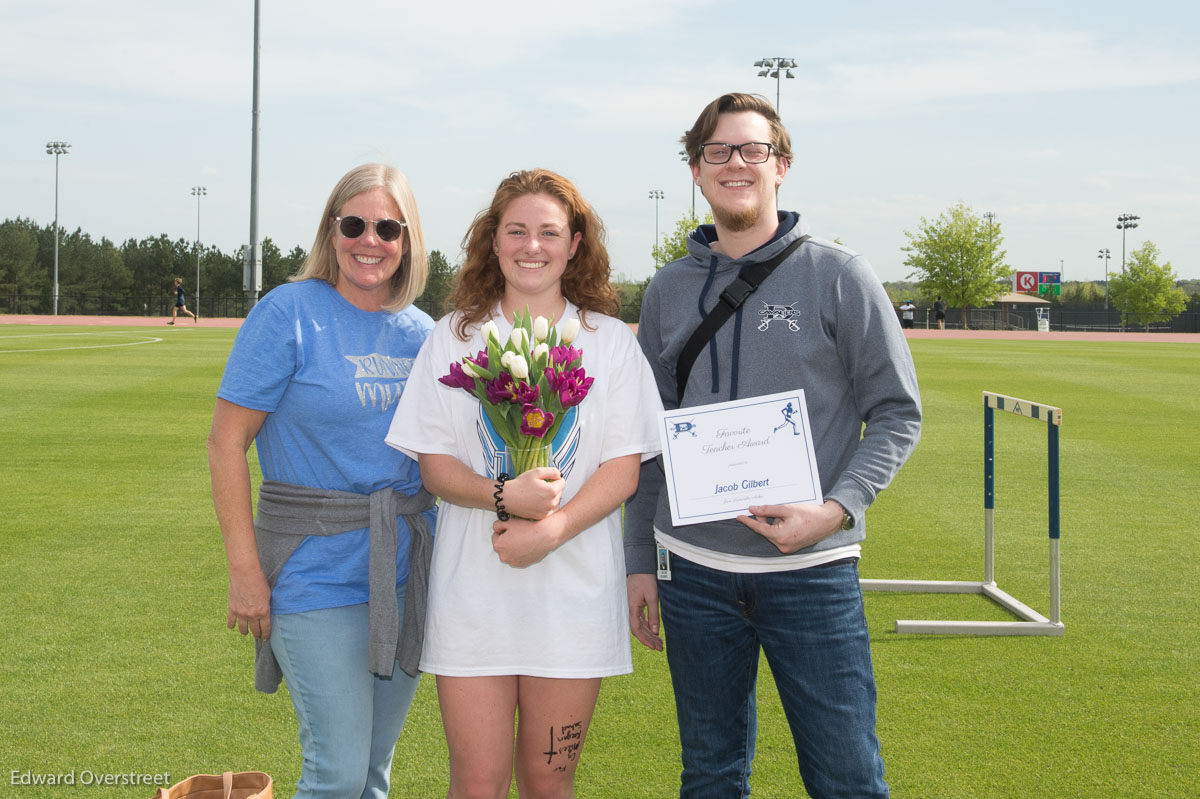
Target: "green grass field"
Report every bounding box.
[1,325,1196,798]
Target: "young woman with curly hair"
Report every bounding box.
[387,168,662,799]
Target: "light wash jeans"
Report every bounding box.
[659,556,888,799]
[270,584,420,799]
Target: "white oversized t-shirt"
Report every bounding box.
[386,302,662,677]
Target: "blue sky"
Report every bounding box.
[2,0,1197,285]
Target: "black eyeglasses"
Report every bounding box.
[334,215,407,242]
[698,142,775,165]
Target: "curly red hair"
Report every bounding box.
[449,169,619,341]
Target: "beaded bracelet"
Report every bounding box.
[493,472,511,521]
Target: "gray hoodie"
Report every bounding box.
[624,212,921,573]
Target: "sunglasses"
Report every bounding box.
[334,215,407,242]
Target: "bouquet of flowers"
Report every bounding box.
[438,308,592,476]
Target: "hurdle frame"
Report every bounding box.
[860,391,1064,636]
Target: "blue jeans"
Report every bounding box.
[659,556,888,799]
[270,584,420,799]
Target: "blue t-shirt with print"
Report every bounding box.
[217,279,435,614]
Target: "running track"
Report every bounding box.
[1,314,1197,343]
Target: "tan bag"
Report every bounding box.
[151,771,272,799]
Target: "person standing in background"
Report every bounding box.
[934,295,947,329]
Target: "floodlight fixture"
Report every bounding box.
[1115,213,1140,273]
[753,57,796,112]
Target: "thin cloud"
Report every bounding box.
[1,0,713,102]
[791,27,1200,120]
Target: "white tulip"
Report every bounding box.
[561,318,581,344]
[510,327,527,350]
[481,320,501,345]
[532,343,549,362]
[533,316,550,342]
[508,356,530,380]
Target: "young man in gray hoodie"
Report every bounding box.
[624,92,921,799]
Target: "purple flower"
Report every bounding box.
[547,365,591,391]
[485,374,517,404]
[520,404,555,438]
[461,349,489,377]
[543,365,573,388]
[557,374,593,407]
[512,381,539,405]
[548,345,582,368]
[485,374,540,406]
[438,361,476,391]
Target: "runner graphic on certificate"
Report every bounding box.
[658,389,822,526]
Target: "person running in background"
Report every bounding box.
[169,277,197,325]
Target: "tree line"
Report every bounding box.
[0,217,649,322]
[898,203,1192,327]
[646,204,1196,329]
[0,217,470,318]
[0,217,307,315]
[6,210,1193,327]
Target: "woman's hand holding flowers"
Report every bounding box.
[500,467,565,520]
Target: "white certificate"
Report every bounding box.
[658,389,822,526]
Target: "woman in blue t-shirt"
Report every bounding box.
[208,163,435,799]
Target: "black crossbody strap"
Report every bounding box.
[675,235,809,402]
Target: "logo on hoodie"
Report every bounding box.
[758,301,801,332]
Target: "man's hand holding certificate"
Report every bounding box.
[658,389,822,527]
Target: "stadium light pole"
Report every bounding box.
[45,141,71,316]
[678,150,694,217]
[1116,213,1139,274]
[1097,248,1111,310]
[245,0,263,311]
[192,186,207,316]
[982,211,997,275]
[753,58,796,112]
[649,189,664,268]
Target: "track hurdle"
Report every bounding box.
[860,391,1064,636]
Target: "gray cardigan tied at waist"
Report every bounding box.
[252,480,435,693]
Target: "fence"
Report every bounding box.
[1,292,647,324]
[911,305,1200,334]
[3,292,1196,334]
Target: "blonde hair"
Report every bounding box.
[291,163,428,311]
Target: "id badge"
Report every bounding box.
[656,545,672,581]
